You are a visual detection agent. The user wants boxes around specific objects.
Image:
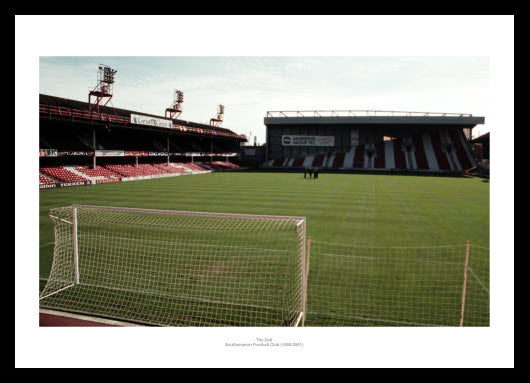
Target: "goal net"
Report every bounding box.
[304,241,489,327]
[40,205,307,327]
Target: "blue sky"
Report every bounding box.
[40,56,490,144]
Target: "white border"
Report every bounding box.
[16,15,514,368]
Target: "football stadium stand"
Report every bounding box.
[263,111,483,172]
[266,128,477,172]
[39,93,244,188]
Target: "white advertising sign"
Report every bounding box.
[281,135,335,147]
[130,114,173,129]
[95,150,124,157]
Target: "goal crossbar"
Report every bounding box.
[71,204,307,222]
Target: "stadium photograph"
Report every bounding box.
[15,14,514,368]
[35,57,490,329]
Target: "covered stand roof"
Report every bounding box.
[40,94,246,141]
[264,110,485,127]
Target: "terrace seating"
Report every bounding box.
[393,139,407,170]
[352,145,365,168]
[180,163,209,172]
[291,157,305,168]
[374,143,386,169]
[105,164,168,178]
[311,154,325,168]
[448,129,473,170]
[430,132,451,171]
[421,132,439,171]
[39,174,55,185]
[216,161,239,168]
[132,164,166,176]
[302,155,315,168]
[202,161,239,171]
[168,163,190,173]
[153,163,187,174]
[41,167,89,183]
[206,162,227,171]
[75,166,122,181]
[332,152,345,168]
[412,136,429,170]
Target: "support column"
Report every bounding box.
[265,126,268,165]
[167,135,170,166]
[92,127,97,169]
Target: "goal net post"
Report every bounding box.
[40,205,307,327]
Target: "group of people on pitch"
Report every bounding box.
[304,167,319,179]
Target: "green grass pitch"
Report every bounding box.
[39,170,489,326]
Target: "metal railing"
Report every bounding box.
[266,110,473,118]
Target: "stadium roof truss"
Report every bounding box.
[265,110,485,127]
[40,102,246,141]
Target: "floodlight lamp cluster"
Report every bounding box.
[173,90,184,111]
[176,90,184,104]
[165,89,184,119]
[210,104,225,128]
[89,64,117,114]
[99,64,117,84]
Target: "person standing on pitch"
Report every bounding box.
[304,167,307,178]
[309,167,313,179]
[314,167,319,179]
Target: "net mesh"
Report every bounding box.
[304,241,489,326]
[40,206,307,327]
[40,206,489,327]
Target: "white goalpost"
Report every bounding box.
[40,205,308,327]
